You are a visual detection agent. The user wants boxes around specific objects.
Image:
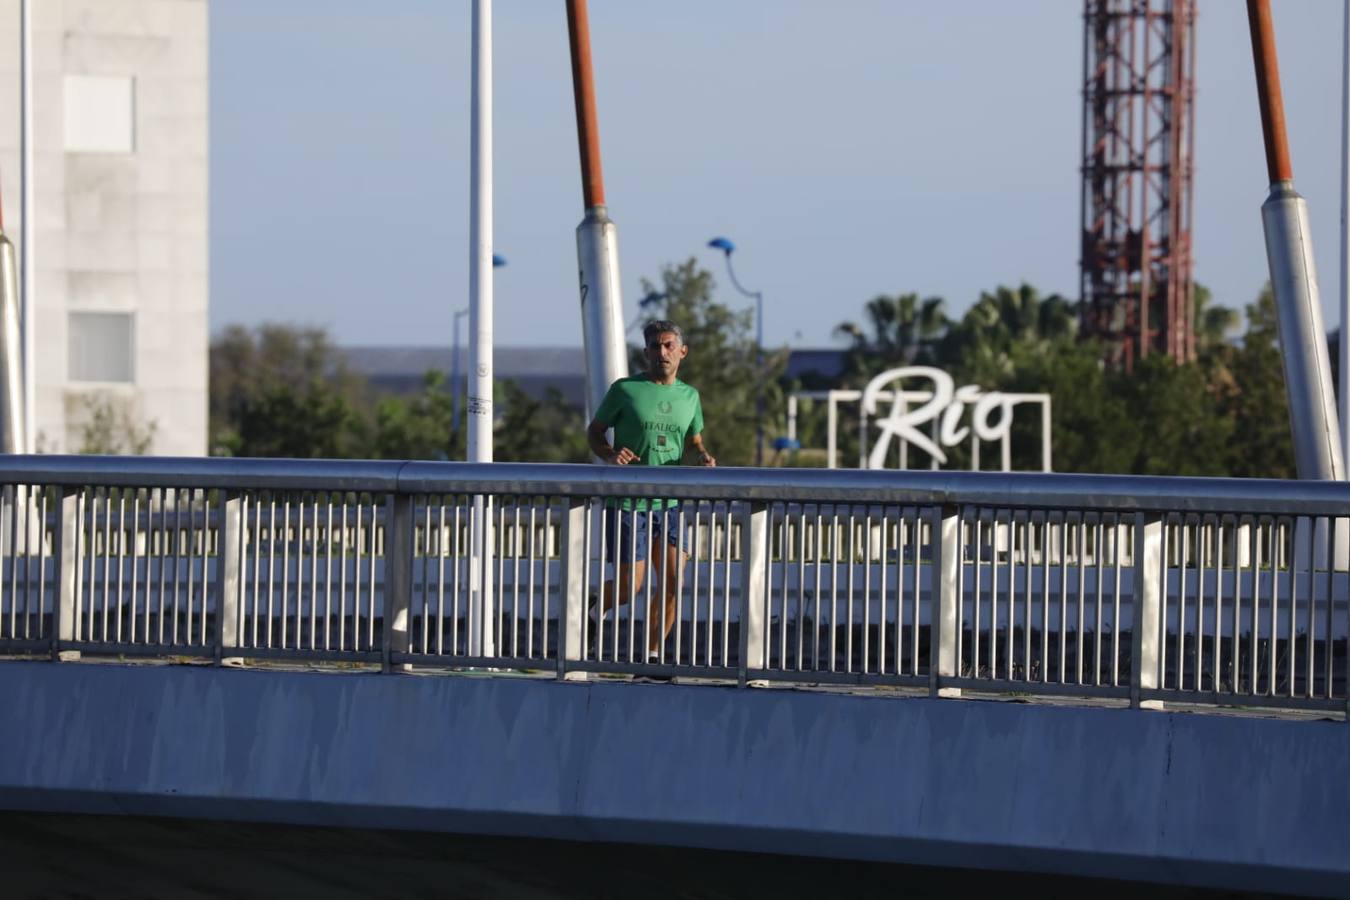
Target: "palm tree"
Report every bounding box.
[835,293,948,378]
[940,284,1078,374]
[1192,283,1239,357]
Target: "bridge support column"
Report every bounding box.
[931,505,960,697]
[1131,513,1164,709]
[215,494,242,667]
[738,501,769,686]
[52,488,79,662]
[383,494,412,673]
[558,498,588,681]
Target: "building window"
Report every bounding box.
[63,75,136,154]
[69,312,135,384]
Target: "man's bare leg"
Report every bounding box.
[647,541,685,659]
[598,559,646,617]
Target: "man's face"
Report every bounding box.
[645,331,688,377]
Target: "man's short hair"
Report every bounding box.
[643,320,684,345]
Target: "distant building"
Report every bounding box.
[344,346,850,407]
[0,0,208,454]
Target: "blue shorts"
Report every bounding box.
[604,506,684,564]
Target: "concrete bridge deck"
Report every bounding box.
[0,659,1345,897]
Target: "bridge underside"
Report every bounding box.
[0,662,1345,896]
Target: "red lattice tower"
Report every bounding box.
[1080,0,1196,368]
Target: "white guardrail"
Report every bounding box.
[0,456,1345,715]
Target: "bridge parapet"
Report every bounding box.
[0,455,1344,717]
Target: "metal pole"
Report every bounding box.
[451,308,467,431]
[20,0,35,453]
[467,0,495,655]
[1249,0,1345,481]
[1341,0,1350,476]
[0,204,27,455]
[755,292,764,467]
[567,0,628,422]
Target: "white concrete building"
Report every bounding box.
[0,0,207,455]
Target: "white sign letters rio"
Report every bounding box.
[860,367,1050,471]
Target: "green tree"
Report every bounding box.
[367,371,464,460]
[1116,355,1233,476]
[494,381,589,463]
[1219,286,1295,478]
[636,259,787,466]
[210,324,368,458]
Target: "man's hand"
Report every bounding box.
[698,450,716,467]
[608,447,638,465]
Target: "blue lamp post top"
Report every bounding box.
[707,236,736,254]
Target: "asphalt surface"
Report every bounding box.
[0,812,1292,900]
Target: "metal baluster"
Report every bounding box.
[972,512,983,680]
[1233,517,1246,694]
[495,501,507,659]
[1075,513,1086,685]
[1307,517,1318,698]
[721,503,732,666]
[1023,517,1033,682]
[323,499,334,652]
[452,499,462,655]
[1269,519,1281,697]
[277,494,290,651]
[919,511,929,677]
[130,490,142,644]
[1057,514,1069,684]
[1214,516,1227,693]
[1249,519,1261,695]
[581,501,595,661]
[526,502,536,659]
[1035,514,1047,681]
[673,505,685,666]
[814,510,824,672]
[100,489,113,643]
[1005,511,1015,681]
[36,485,48,639]
[828,509,839,672]
[956,508,967,677]
[1287,517,1300,699]
[309,495,319,651]
[541,503,552,660]
[191,491,203,646]
[1196,518,1207,692]
[433,499,445,656]
[4,485,15,640]
[1324,517,1335,700]
[355,500,366,652]
[777,508,788,671]
[862,509,872,675]
[845,509,856,673]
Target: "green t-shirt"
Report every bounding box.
[594,374,704,509]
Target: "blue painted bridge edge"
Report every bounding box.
[0,663,1345,897]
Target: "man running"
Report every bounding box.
[586,320,715,663]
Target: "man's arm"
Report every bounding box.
[587,418,636,465]
[687,432,716,467]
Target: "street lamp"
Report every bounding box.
[454,254,507,431]
[707,236,765,466]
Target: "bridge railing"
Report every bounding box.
[0,456,1345,714]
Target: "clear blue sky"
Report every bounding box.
[209,1,1349,349]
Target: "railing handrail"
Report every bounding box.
[1,455,1348,517]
